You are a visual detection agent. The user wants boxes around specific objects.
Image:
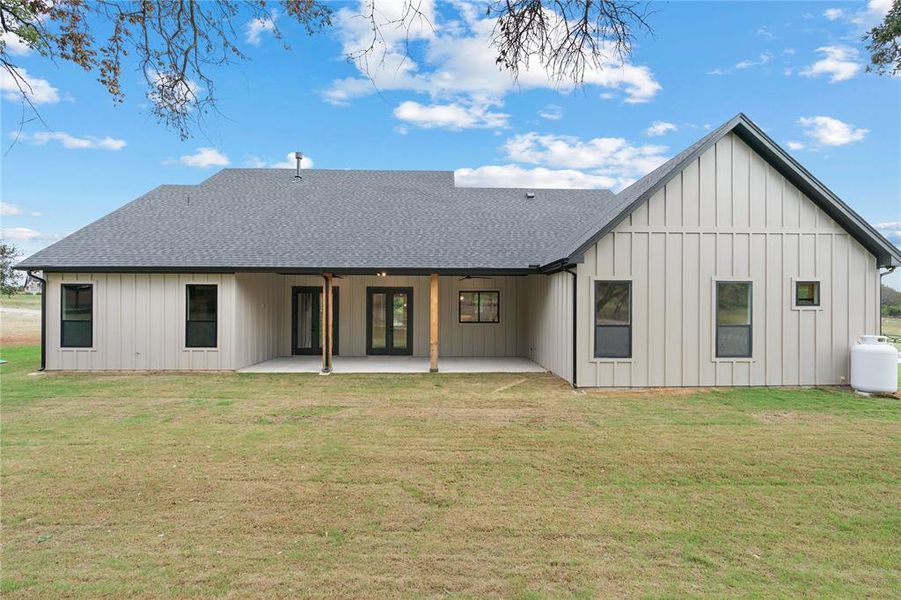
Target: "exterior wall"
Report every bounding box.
[45,272,236,371]
[575,132,881,387]
[234,273,281,369]
[518,272,573,382]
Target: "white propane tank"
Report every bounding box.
[850,335,898,394]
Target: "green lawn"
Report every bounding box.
[883,316,901,337]
[1,345,900,598]
[0,293,41,310]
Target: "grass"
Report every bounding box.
[1,343,900,598]
[883,316,901,337]
[0,293,41,310]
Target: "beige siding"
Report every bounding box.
[234,273,281,369]
[575,132,881,387]
[46,272,236,371]
[274,274,522,358]
[518,273,573,381]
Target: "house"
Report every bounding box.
[16,114,900,387]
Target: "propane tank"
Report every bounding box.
[850,335,898,394]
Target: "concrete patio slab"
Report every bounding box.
[238,356,545,374]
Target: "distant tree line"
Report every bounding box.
[883,284,901,317]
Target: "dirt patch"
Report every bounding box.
[1,308,41,347]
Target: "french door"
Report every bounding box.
[291,286,339,355]
[366,287,413,355]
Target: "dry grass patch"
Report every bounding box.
[2,345,900,598]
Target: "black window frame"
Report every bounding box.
[593,280,632,359]
[60,283,93,348]
[185,284,218,349]
[715,281,753,359]
[457,290,500,324]
[794,280,821,307]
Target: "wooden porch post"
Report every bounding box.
[321,273,333,373]
[429,273,439,372]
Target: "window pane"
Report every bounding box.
[62,321,92,348]
[188,285,217,321]
[796,282,819,306]
[478,292,499,323]
[186,321,216,348]
[717,325,751,357]
[392,293,408,349]
[716,282,751,325]
[459,292,478,322]
[62,284,92,321]
[595,325,630,358]
[595,281,630,325]
[371,293,386,349]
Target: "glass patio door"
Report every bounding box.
[367,287,413,355]
[291,286,339,355]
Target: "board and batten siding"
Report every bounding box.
[575,132,880,387]
[269,274,522,360]
[45,272,236,370]
[518,273,573,382]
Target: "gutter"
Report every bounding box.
[566,267,578,388]
[879,266,897,336]
[26,270,46,371]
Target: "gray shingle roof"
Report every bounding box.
[16,168,615,271]
[17,113,899,272]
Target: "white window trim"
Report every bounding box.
[710,277,755,363]
[59,279,98,352]
[589,275,634,364]
[790,277,824,311]
[182,281,220,352]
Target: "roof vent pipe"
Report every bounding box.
[525,191,535,199]
[294,152,303,179]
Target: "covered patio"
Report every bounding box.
[237,356,546,374]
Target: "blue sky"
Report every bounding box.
[1,1,899,285]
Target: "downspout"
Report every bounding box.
[27,270,46,371]
[879,266,896,335]
[566,267,577,388]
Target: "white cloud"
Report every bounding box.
[646,121,677,137]
[799,46,862,82]
[393,100,508,129]
[710,52,775,75]
[0,227,55,241]
[798,116,868,146]
[179,147,230,168]
[735,52,774,69]
[823,8,844,20]
[455,165,620,189]
[786,140,805,151]
[246,10,278,46]
[245,152,314,169]
[538,104,563,121]
[1,202,23,216]
[756,26,775,39]
[876,222,901,242]
[323,1,661,114]
[0,66,60,104]
[19,131,126,150]
[1,31,33,56]
[503,132,668,177]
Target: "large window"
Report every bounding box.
[795,281,820,307]
[716,281,752,358]
[594,281,631,358]
[186,284,217,348]
[61,283,93,348]
[458,291,500,323]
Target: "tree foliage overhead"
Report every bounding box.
[1,0,652,139]
[865,0,901,76]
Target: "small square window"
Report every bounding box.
[458,291,499,323]
[795,281,820,307]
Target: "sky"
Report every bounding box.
[1,0,899,286]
